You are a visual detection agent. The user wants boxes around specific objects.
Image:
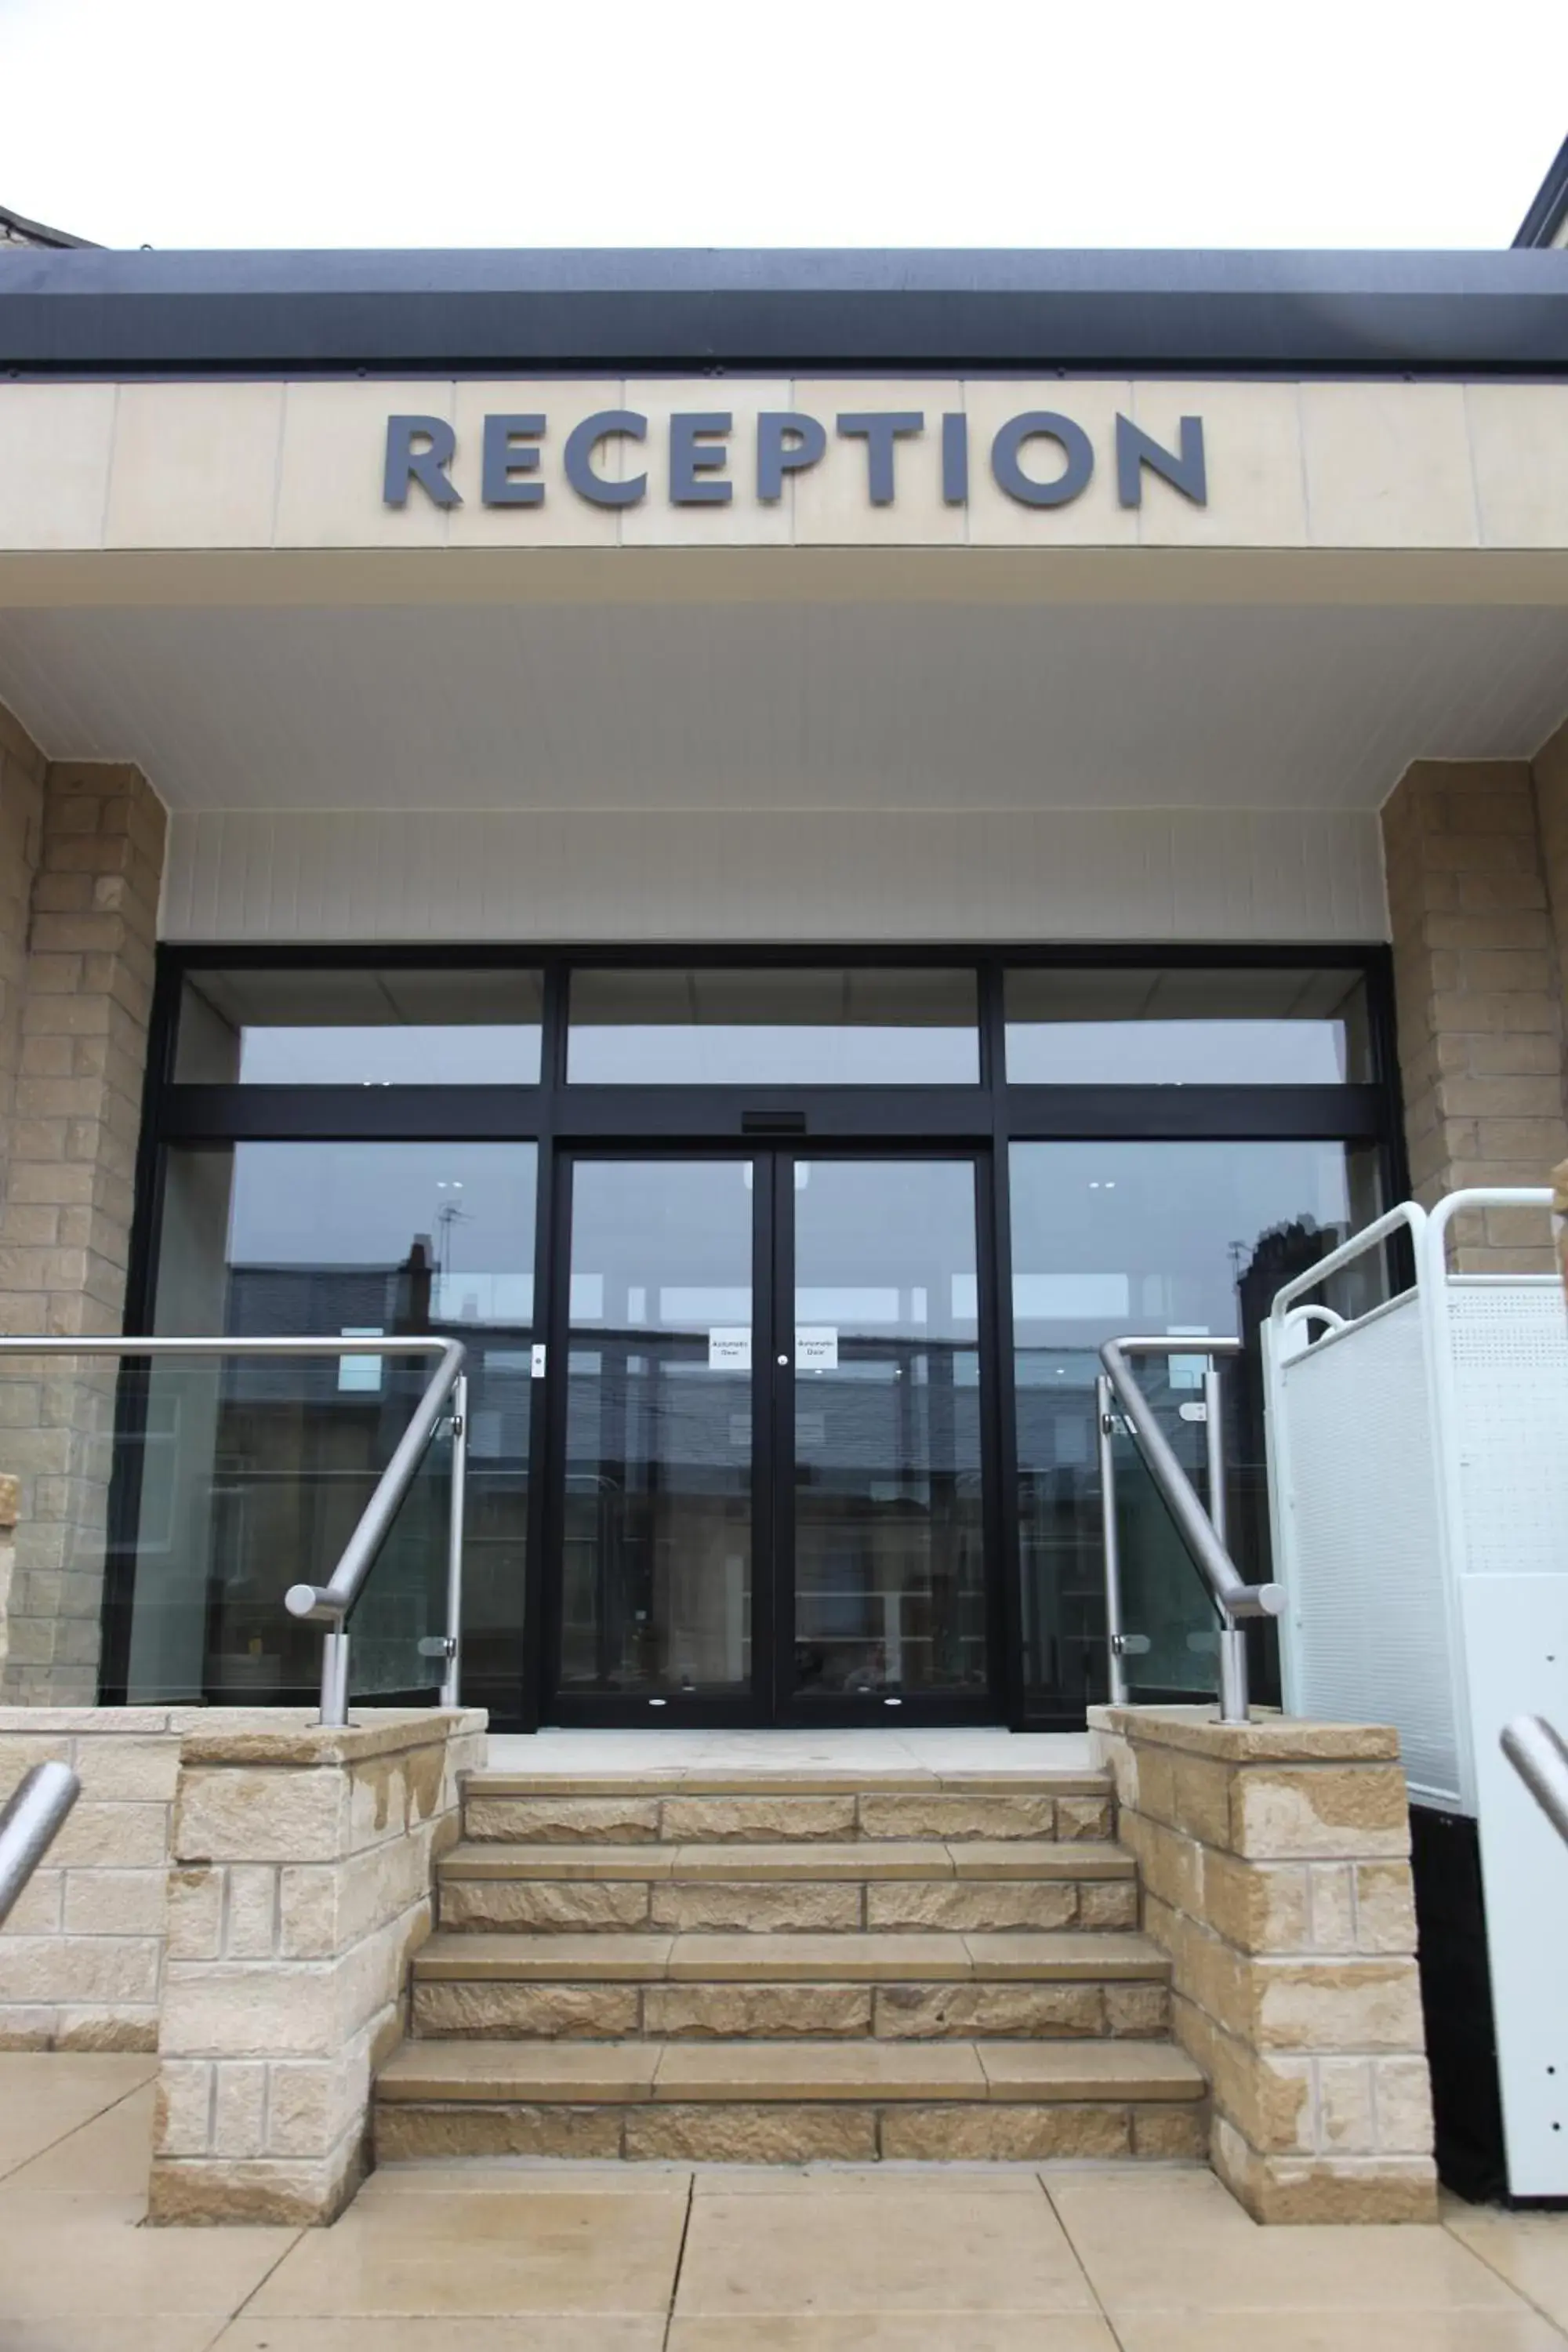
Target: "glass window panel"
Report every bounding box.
[568,967,979,1084]
[1007,1139,1382,1719]
[1004,966,1372,1085]
[175,966,544,1084]
[121,1140,536,1707]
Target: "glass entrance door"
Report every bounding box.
[544,1152,995,1724]
[552,1157,764,1711]
[786,1159,989,1712]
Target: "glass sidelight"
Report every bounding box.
[1007,1139,1382,1718]
[548,1152,993,1722]
[119,1139,536,1708]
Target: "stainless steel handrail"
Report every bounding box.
[0,1762,79,1929]
[283,1342,467,1725]
[0,1334,468,1728]
[1502,1715,1568,1849]
[1098,1335,1285,1724]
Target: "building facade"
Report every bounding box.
[1,244,1567,1729]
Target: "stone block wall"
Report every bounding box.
[0,706,45,1233]
[151,1707,485,2227]
[0,695,169,1707]
[1381,757,1568,1272]
[0,757,166,1704]
[1089,1704,1436,2224]
[1534,712,1568,1023]
[0,1705,185,2049]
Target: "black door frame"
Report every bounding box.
[111,940,1404,1729]
[536,1139,1007,1730]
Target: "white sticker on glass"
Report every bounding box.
[795,1326,839,1371]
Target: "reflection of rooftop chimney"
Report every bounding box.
[397,1234,434,1333]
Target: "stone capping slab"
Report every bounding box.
[0,1708,492,1747]
[465,1769,1113,1795]
[0,1706,201,1734]
[1087,1704,1399,1763]
[178,1707,487,1769]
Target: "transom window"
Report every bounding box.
[175,965,544,1085]
[565,966,980,1085]
[1004,966,1370,1085]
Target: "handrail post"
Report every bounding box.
[441,1371,468,1711]
[321,1627,350,1730]
[1203,1356,1248,1724]
[1202,1361,1228,1547]
[1095,1372,1129,1706]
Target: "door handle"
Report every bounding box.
[777,1355,789,1367]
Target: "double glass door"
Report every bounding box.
[546,1154,993,1723]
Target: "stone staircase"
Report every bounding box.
[373,1768,1207,2164]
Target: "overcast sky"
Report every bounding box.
[3,0,1565,252]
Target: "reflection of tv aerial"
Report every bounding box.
[434,1181,473,1279]
[1228,1240,1248,1286]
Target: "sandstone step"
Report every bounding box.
[372,2034,1207,2164]
[408,1928,1173,2042]
[464,1770,1114,1798]
[413,1927,1169,1984]
[435,1840,1139,1936]
[437,1839,1134,1882]
[379,1768,1206,2164]
[461,1775,1114,1848]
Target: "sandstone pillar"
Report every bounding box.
[1381,758,1568,1271]
[0,729,166,1703]
[152,1708,485,2224]
[1090,1704,1437,2224]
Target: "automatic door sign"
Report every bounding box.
[795,1327,839,1372]
[709,1327,753,1372]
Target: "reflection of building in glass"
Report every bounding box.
[561,1329,984,1700]
[121,1236,532,1708]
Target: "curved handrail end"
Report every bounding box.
[285,1582,336,1623]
